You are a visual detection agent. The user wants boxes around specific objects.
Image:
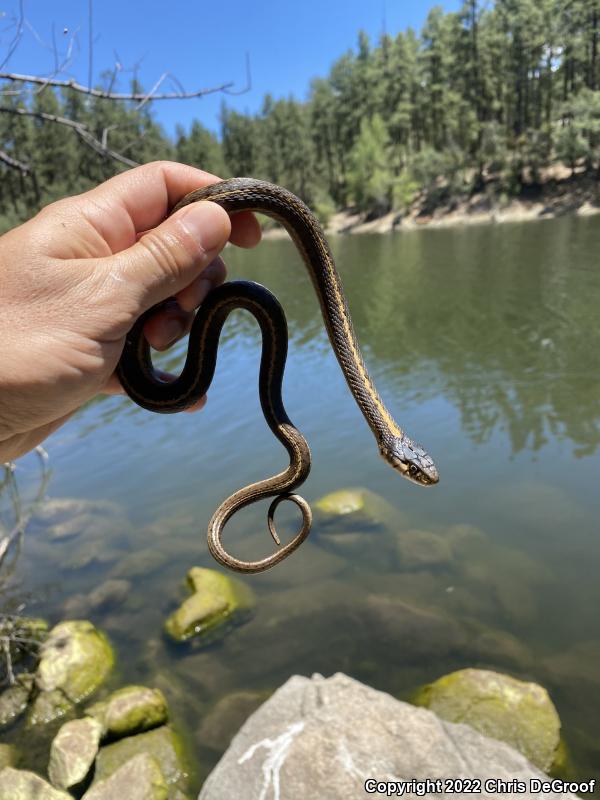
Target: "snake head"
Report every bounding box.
[380,434,439,486]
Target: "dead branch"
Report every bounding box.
[0,71,238,101]
[0,446,51,573]
[0,0,25,73]
[0,148,29,173]
[0,105,138,167]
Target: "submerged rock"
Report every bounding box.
[27,689,75,727]
[413,668,562,772]
[82,753,168,800]
[0,673,34,727]
[396,528,453,570]
[87,685,168,739]
[0,767,71,799]
[36,621,114,703]
[35,497,122,525]
[165,567,255,643]
[63,579,132,618]
[48,716,102,790]
[93,725,187,795]
[197,690,270,753]
[111,548,168,579]
[314,486,403,530]
[313,487,402,569]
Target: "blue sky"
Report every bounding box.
[0,0,459,138]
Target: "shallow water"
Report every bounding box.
[2,215,600,787]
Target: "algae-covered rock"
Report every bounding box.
[165,567,255,643]
[0,767,72,799]
[0,673,34,727]
[36,621,114,702]
[413,668,562,772]
[313,487,402,569]
[314,487,403,531]
[396,528,453,570]
[48,716,102,790]
[93,725,188,795]
[87,685,168,739]
[0,743,18,769]
[82,753,168,800]
[27,689,75,727]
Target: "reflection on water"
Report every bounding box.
[2,215,600,786]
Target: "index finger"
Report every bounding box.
[78,161,262,253]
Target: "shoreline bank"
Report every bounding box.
[262,173,600,238]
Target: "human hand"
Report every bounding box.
[0,161,261,462]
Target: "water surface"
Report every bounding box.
[2,215,600,786]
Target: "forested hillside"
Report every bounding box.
[1,0,599,229]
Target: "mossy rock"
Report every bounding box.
[82,753,168,800]
[165,568,255,643]
[87,685,168,739]
[93,725,188,798]
[36,621,114,703]
[413,668,562,772]
[0,767,72,799]
[0,673,34,728]
[314,487,403,532]
[48,716,103,790]
[26,689,75,727]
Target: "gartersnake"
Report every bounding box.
[117,178,439,574]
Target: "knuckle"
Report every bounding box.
[137,229,184,282]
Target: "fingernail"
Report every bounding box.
[176,202,229,255]
[197,278,212,303]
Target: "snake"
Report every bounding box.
[117,178,439,574]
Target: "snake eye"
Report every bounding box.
[408,464,419,477]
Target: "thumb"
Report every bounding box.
[106,200,231,311]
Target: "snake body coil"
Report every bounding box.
[117,178,438,573]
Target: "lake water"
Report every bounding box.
[2,214,600,788]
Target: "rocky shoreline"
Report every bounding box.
[0,488,593,797]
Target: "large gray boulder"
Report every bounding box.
[198,673,578,800]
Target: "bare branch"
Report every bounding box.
[0,148,29,173]
[88,0,93,92]
[135,71,169,111]
[0,0,25,72]
[0,105,138,167]
[223,52,252,96]
[0,447,51,572]
[0,71,236,100]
